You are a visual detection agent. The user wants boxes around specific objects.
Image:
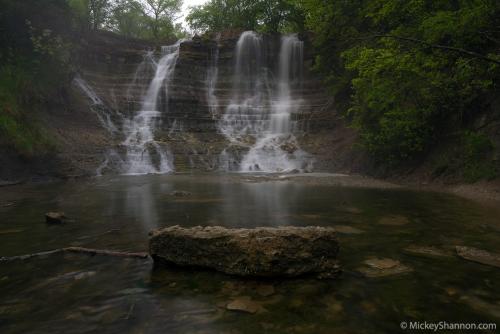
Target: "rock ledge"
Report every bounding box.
[149,225,339,278]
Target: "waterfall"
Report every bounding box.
[77,41,183,176]
[219,32,313,172]
[120,42,182,175]
[219,31,269,142]
[206,33,220,117]
[73,76,119,134]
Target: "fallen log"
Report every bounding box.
[0,247,149,262]
[149,225,340,279]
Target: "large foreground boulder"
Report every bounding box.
[149,225,340,278]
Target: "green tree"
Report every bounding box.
[186,0,304,33]
[109,0,149,38]
[142,0,183,40]
[299,0,500,166]
[89,0,111,30]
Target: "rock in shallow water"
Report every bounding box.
[45,212,67,224]
[357,258,413,278]
[456,246,500,268]
[226,296,262,314]
[149,225,339,278]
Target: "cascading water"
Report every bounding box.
[120,42,181,175]
[77,41,183,175]
[219,32,313,172]
[206,33,220,117]
[73,76,119,134]
[219,31,269,141]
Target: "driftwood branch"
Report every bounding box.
[354,34,500,65]
[0,247,149,262]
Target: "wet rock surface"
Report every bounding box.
[334,225,364,234]
[170,190,192,197]
[149,225,340,278]
[357,258,413,278]
[45,212,67,224]
[456,246,500,268]
[225,296,262,314]
[378,215,410,226]
[403,245,453,258]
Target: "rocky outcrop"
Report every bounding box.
[149,225,340,278]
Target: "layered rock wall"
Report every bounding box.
[75,31,342,173]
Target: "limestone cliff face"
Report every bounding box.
[73,31,348,174]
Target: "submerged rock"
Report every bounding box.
[378,215,410,226]
[256,284,275,297]
[45,212,67,224]
[149,225,339,278]
[460,294,500,319]
[357,258,413,278]
[334,225,364,234]
[170,190,192,197]
[403,245,453,258]
[226,296,262,314]
[456,246,500,268]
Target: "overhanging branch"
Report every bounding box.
[357,34,500,65]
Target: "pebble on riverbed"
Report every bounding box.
[170,190,192,197]
[45,212,67,224]
[226,296,263,314]
[256,284,275,297]
[378,215,410,226]
[333,225,364,234]
[357,258,413,278]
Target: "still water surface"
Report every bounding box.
[0,174,499,333]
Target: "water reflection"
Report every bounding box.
[1,175,500,333]
[123,181,163,232]
[214,180,302,227]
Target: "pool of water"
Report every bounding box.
[0,174,499,333]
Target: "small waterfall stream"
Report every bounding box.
[73,76,119,134]
[206,33,220,117]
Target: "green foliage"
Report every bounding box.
[186,0,304,33]
[0,64,55,157]
[68,0,185,41]
[0,0,71,157]
[299,0,500,176]
[461,131,497,182]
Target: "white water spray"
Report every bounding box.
[206,33,220,117]
[120,42,182,175]
[219,32,312,172]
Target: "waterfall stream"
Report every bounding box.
[218,32,313,172]
[73,76,119,134]
[75,42,183,175]
[75,32,312,175]
[120,42,181,175]
[206,33,220,118]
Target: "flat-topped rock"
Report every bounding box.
[149,225,339,278]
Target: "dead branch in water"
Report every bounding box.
[0,247,149,262]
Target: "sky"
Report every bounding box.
[177,0,209,30]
